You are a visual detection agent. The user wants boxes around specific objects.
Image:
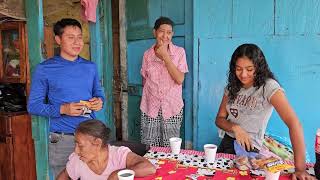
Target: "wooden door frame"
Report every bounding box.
[183,0,194,149]
[119,0,128,140]
[89,0,115,138]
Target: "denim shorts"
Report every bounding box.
[48,132,75,178]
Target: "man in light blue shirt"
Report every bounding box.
[28,18,104,177]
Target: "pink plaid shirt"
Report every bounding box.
[140,43,188,120]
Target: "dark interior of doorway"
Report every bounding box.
[111,0,122,140]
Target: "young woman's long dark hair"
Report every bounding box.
[227,44,276,102]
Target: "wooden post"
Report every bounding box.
[89,0,115,138]
[25,0,50,179]
[119,0,128,140]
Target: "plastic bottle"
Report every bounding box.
[315,129,320,179]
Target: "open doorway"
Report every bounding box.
[111,0,122,140]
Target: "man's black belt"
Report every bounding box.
[53,132,74,136]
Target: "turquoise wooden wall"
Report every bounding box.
[193,0,320,162]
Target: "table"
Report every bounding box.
[136,147,315,180]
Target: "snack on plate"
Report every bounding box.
[80,100,91,108]
[250,157,266,170]
[234,156,251,171]
[263,157,293,173]
[226,177,235,180]
[249,156,277,170]
[239,170,248,176]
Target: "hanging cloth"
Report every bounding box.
[80,0,99,22]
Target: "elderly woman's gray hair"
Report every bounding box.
[76,119,111,147]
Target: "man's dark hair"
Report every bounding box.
[154,16,174,30]
[53,18,82,36]
[76,119,111,147]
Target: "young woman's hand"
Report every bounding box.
[231,124,254,151]
[292,170,316,180]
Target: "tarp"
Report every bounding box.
[0,0,25,20]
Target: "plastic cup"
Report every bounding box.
[265,170,280,180]
[204,144,217,164]
[169,137,182,154]
[117,169,135,180]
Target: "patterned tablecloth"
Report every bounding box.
[135,147,315,180]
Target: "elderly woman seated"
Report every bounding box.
[57,119,156,180]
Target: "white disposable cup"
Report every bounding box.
[169,137,182,154]
[265,170,280,180]
[204,144,217,164]
[117,169,135,180]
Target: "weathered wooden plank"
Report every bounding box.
[127,95,142,141]
[88,1,114,138]
[232,0,274,36]
[127,40,153,84]
[276,0,320,35]
[126,0,156,40]
[126,0,187,41]
[102,0,116,137]
[119,0,129,140]
[162,0,185,25]
[183,0,193,149]
[195,0,232,38]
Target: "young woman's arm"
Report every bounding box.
[270,90,314,180]
[215,94,254,151]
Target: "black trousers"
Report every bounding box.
[217,134,236,154]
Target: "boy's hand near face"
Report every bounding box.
[155,40,170,62]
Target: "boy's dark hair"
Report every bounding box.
[154,16,174,30]
[76,119,111,147]
[53,18,82,36]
